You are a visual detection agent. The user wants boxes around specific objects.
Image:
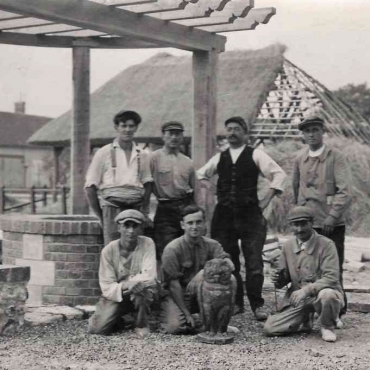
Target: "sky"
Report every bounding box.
[0,0,369,118]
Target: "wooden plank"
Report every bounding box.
[0,0,226,51]
[10,24,81,34]
[90,0,157,5]
[0,17,52,30]
[71,46,90,214]
[176,0,254,27]
[200,7,275,32]
[152,0,232,21]
[0,31,161,48]
[0,10,24,19]
[123,0,197,14]
[192,50,218,169]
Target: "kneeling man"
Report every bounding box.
[88,210,157,336]
[159,205,230,334]
[264,206,344,342]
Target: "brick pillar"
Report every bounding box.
[0,265,30,334]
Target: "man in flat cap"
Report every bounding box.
[88,209,157,336]
[150,121,202,262]
[197,116,286,320]
[292,113,352,315]
[85,110,153,245]
[264,206,344,343]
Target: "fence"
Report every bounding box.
[0,186,69,214]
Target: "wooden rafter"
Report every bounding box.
[90,0,157,6]
[152,0,232,21]
[122,0,199,14]
[200,7,275,32]
[175,0,254,27]
[0,0,226,51]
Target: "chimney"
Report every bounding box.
[14,101,26,114]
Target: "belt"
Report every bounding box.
[158,196,191,205]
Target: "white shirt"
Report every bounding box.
[197,145,286,194]
[309,145,326,158]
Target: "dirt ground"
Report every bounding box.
[1,236,370,370]
[0,289,369,370]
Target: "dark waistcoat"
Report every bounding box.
[217,146,259,207]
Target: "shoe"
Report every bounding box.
[321,328,337,342]
[300,312,314,332]
[134,327,150,338]
[254,307,268,321]
[233,305,245,316]
[335,318,344,329]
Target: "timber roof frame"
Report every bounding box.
[0,0,276,51]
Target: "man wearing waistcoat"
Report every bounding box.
[292,114,352,317]
[197,116,286,320]
[85,110,153,245]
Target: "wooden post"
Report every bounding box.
[61,186,68,215]
[192,50,218,169]
[30,186,36,214]
[0,186,5,214]
[53,147,63,202]
[43,185,48,206]
[71,46,90,214]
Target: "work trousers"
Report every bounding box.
[88,289,155,335]
[211,204,267,311]
[154,198,192,260]
[314,225,347,314]
[264,288,344,336]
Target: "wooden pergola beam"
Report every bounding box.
[0,0,226,51]
[123,0,197,14]
[0,32,162,48]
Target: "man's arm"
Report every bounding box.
[196,153,220,180]
[189,168,203,207]
[141,182,153,217]
[291,157,300,205]
[85,185,103,225]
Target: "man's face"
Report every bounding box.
[162,130,183,150]
[115,119,138,142]
[119,221,141,244]
[225,122,246,146]
[290,219,313,242]
[302,124,324,150]
[181,211,205,239]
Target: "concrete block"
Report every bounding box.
[15,259,55,286]
[347,293,370,313]
[343,261,366,273]
[344,285,370,293]
[28,305,84,320]
[26,285,43,305]
[24,311,64,326]
[23,234,44,260]
[75,305,96,317]
[0,265,30,283]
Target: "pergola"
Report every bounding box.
[0,0,275,214]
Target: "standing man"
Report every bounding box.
[88,210,157,337]
[264,206,344,343]
[150,121,201,260]
[197,116,286,320]
[292,115,352,314]
[159,205,231,334]
[85,110,153,244]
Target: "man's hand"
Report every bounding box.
[289,289,307,307]
[185,313,195,328]
[271,269,281,286]
[323,215,336,236]
[143,214,153,229]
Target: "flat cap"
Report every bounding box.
[287,206,314,222]
[298,115,324,131]
[161,121,184,132]
[225,116,249,132]
[113,110,142,126]
[114,209,145,225]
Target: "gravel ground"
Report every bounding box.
[1,291,369,370]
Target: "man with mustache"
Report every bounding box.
[292,114,352,318]
[85,110,153,244]
[197,116,286,320]
[150,121,201,262]
[264,206,344,342]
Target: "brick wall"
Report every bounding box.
[0,215,103,306]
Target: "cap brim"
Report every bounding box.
[117,217,143,224]
[288,217,312,222]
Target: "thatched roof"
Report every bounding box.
[28,44,285,147]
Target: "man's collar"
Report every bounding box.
[303,145,331,163]
[293,230,318,254]
[183,235,203,248]
[113,139,139,151]
[162,146,179,155]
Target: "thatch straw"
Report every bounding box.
[28,44,286,147]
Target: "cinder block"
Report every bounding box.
[23,234,44,260]
[42,286,66,295]
[15,259,55,286]
[27,285,43,305]
[0,265,30,282]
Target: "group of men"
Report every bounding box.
[85,109,352,343]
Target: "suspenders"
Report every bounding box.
[110,144,141,185]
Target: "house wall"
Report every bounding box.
[0,146,53,188]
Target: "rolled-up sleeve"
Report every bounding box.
[196,153,220,180]
[162,246,183,282]
[85,149,104,189]
[140,151,153,185]
[129,239,157,282]
[253,149,286,196]
[99,247,125,303]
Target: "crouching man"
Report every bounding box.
[264,206,344,342]
[88,210,157,337]
[159,205,231,334]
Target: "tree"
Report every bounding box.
[333,83,370,122]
